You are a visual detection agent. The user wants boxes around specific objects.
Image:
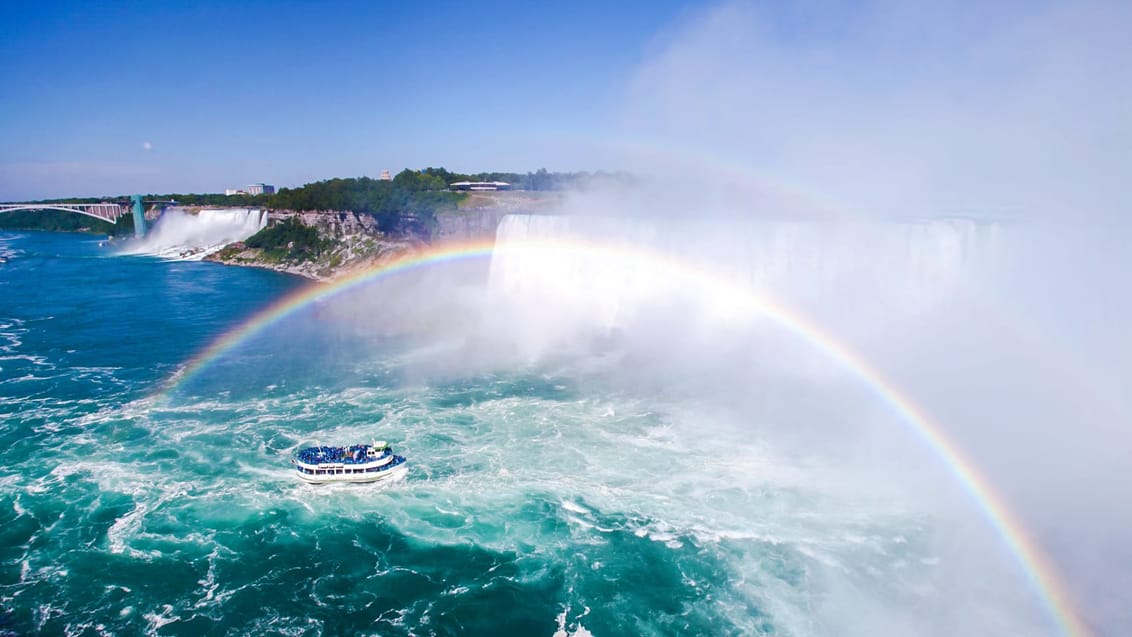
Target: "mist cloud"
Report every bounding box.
[472,2,1132,633]
[617,0,1132,220]
[301,3,1132,633]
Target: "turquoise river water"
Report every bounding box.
[0,228,1059,636]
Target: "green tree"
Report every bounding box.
[244,217,329,260]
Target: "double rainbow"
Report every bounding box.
[159,237,1091,637]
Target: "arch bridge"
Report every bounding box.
[0,196,170,237]
[0,202,126,223]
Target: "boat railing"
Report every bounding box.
[294,455,406,476]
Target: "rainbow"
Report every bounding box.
[158,239,497,393]
[159,237,1090,637]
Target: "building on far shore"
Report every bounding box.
[449,181,511,192]
[226,183,275,196]
[379,170,392,181]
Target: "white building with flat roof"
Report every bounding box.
[449,181,511,191]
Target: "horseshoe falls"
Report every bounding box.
[0,222,1080,636]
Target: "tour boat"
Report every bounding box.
[292,440,407,484]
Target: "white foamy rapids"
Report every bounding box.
[0,349,1054,637]
[0,234,21,260]
[122,208,267,260]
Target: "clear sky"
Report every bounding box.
[0,0,696,199]
[2,0,1128,217]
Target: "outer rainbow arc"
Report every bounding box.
[157,237,1091,637]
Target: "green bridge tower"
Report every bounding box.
[130,195,147,238]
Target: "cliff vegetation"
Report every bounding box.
[242,217,329,261]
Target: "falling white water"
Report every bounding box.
[488,214,998,333]
[122,207,268,260]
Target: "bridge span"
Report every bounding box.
[0,196,160,237]
[0,202,127,223]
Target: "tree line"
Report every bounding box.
[1,167,626,235]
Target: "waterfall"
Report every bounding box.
[488,214,999,337]
[123,207,269,260]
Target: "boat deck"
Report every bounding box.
[295,444,388,466]
[293,441,406,482]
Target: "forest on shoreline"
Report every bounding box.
[0,168,613,235]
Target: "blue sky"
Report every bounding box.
[0,0,696,199]
[2,0,1127,216]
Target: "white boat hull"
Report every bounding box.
[295,461,408,485]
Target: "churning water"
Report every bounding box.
[0,222,1072,636]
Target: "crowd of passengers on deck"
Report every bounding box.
[295,445,389,465]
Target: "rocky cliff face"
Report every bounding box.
[432,210,511,242]
[433,191,562,243]
[208,198,559,280]
[207,209,419,281]
[269,210,382,236]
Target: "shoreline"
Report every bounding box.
[204,235,430,283]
